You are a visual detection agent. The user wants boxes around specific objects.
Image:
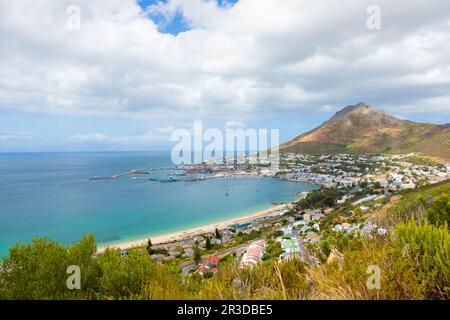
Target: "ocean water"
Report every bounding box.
[0,152,318,257]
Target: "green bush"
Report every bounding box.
[392,221,450,299]
[423,193,450,229]
[0,234,99,300]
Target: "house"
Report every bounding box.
[352,194,378,205]
[183,248,195,257]
[207,255,221,267]
[240,240,266,269]
[150,254,166,261]
[280,238,300,256]
[374,194,386,201]
[400,182,416,189]
[198,263,219,277]
[292,220,308,228]
[231,222,252,230]
[168,250,181,258]
[221,235,232,244]
[197,264,210,276]
[304,233,320,243]
[303,209,324,221]
[286,216,296,223]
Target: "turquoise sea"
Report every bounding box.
[0,152,318,257]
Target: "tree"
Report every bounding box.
[359,180,369,189]
[0,234,100,300]
[205,236,212,250]
[193,245,202,264]
[215,228,222,240]
[296,188,342,210]
[96,247,156,299]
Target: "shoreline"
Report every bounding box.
[96,194,308,254]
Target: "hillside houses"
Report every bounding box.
[278,153,449,192]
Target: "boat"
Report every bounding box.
[159,175,176,183]
[173,169,186,176]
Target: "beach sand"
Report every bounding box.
[96,203,290,253]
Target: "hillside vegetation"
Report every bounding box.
[1,180,449,300]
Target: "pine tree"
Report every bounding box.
[215,228,222,239]
[194,245,202,264]
[205,236,212,250]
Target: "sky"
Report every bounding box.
[0,0,450,152]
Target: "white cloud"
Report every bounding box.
[393,95,450,115]
[69,133,110,143]
[69,128,173,144]
[0,0,449,122]
[0,131,32,141]
[155,126,177,133]
[225,121,247,129]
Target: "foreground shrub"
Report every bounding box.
[392,221,450,299]
[0,235,99,299]
[423,193,450,229]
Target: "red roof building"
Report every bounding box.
[207,255,221,266]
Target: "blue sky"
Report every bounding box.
[0,0,450,152]
[136,0,239,34]
[137,0,190,35]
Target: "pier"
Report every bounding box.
[88,164,259,183]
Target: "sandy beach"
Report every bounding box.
[96,202,292,253]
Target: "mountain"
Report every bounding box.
[280,103,450,161]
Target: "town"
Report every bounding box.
[112,153,450,278]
